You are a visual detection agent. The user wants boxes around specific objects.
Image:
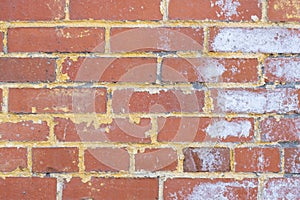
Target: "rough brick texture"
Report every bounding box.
[1,0,300,199]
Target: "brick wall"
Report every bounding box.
[0,0,299,199]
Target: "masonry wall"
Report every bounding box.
[0,0,299,199]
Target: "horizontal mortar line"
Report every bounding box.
[0,141,285,148]
[2,20,300,28]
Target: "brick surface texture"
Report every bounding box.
[0,0,299,199]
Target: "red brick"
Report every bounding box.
[70,0,162,20]
[0,177,56,200]
[0,32,3,52]
[0,0,65,21]
[211,88,300,114]
[8,88,106,114]
[268,0,300,22]
[62,57,157,82]
[0,120,49,141]
[169,0,261,21]
[32,147,79,173]
[164,178,258,199]
[260,117,300,142]
[209,27,300,53]
[265,57,300,82]
[85,148,130,172]
[263,178,300,199]
[183,147,230,172]
[158,117,254,142]
[8,27,105,52]
[135,148,177,171]
[0,58,55,82]
[0,89,2,112]
[284,147,300,173]
[112,89,205,113]
[111,28,203,52]
[54,117,151,143]
[162,58,259,83]
[234,147,280,172]
[63,177,159,199]
[0,148,27,172]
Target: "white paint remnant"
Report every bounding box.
[216,89,299,114]
[266,58,300,81]
[184,181,256,200]
[189,148,225,171]
[197,59,226,82]
[212,28,300,53]
[206,120,251,139]
[286,149,300,173]
[263,178,300,200]
[211,0,241,18]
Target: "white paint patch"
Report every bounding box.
[216,89,299,114]
[186,180,256,200]
[197,59,226,82]
[263,178,300,200]
[189,148,225,171]
[266,58,300,81]
[212,28,300,53]
[211,0,241,18]
[206,120,251,139]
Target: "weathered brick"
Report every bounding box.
[111,28,203,52]
[158,117,254,142]
[268,0,300,22]
[0,148,27,172]
[8,27,105,52]
[0,89,2,112]
[209,28,300,53]
[84,148,130,172]
[0,32,3,52]
[70,0,162,20]
[263,178,300,199]
[135,148,177,171]
[8,88,106,114]
[260,117,300,142]
[32,147,79,173]
[0,0,65,21]
[54,117,151,143]
[284,147,300,173]
[211,88,300,114]
[169,0,261,21]
[162,58,259,83]
[183,147,230,172]
[112,89,205,113]
[164,178,258,199]
[62,57,157,82]
[0,177,56,200]
[63,177,159,199]
[234,147,280,172]
[0,58,56,82]
[265,57,300,82]
[0,120,49,141]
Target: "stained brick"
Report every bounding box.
[284,147,300,173]
[0,148,27,172]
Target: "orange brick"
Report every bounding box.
[0,177,56,200]
[0,58,55,82]
[135,148,177,171]
[268,0,300,22]
[84,148,130,172]
[164,178,258,199]
[0,0,65,21]
[63,177,159,199]
[260,117,300,142]
[70,0,162,20]
[0,148,27,172]
[8,27,105,52]
[8,88,107,114]
[234,147,280,172]
[54,117,151,143]
[111,28,203,52]
[0,121,49,141]
[32,147,79,173]
[284,147,300,173]
[169,0,261,21]
[62,57,157,83]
